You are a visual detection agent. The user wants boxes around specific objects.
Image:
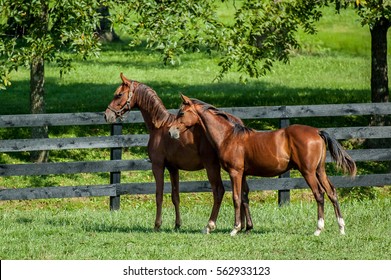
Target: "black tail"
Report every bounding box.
[319,131,357,177]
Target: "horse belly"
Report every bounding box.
[245,159,289,177]
[165,143,204,171]
[244,141,290,177]
[172,153,204,171]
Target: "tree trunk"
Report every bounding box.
[370,17,390,103]
[29,1,49,163]
[30,56,49,163]
[96,5,120,42]
[368,17,390,154]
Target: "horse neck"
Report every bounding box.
[196,107,234,149]
[134,86,174,131]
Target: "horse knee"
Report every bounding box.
[313,192,324,204]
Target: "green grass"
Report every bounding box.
[1,194,390,259]
[0,6,391,260]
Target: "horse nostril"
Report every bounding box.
[104,112,116,124]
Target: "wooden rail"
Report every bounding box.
[1,103,390,209]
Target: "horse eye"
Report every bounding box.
[116,93,123,98]
[177,111,184,117]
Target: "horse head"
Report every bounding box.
[169,94,202,139]
[104,73,137,123]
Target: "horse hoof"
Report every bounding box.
[230,227,241,236]
[314,229,321,236]
[203,222,216,234]
[245,228,253,234]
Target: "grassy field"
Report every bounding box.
[0,6,391,260]
[1,194,390,260]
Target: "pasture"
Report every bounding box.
[1,195,390,260]
[0,6,390,260]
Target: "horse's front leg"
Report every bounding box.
[242,176,253,232]
[152,163,165,231]
[203,162,225,234]
[229,170,243,236]
[167,166,181,230]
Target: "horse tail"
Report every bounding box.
[319,130,357,177]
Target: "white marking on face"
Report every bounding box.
[169,126,180,139]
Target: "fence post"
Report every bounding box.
[278,117,290,206]
[110,123,122,210]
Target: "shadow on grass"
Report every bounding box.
[0,78,370,115]
[41,212,273,235]
[76,217,274,235]
[0,77,372,171]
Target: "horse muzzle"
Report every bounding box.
[168,126,181,139]
[104,109,117,124]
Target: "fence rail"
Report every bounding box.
[1,103,390,208]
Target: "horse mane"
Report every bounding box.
[133,83,176,128]
[190,98,254,135]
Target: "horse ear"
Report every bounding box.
[180,94,192,105]
[120,73,131,86]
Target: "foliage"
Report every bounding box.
[0,0,102,89]
[108,0,391,84]
[109,0,329,82]
[335,0,391,26]
[1,0,390,86]
[112,0,225,66]
[216,0,326,82]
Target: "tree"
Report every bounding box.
[114,0,390,103]
[336,0,390,103]
[0,0,102,162]
[114,0,225,66]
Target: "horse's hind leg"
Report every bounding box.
[229,170,244,236]
[302,172,325,236]
[167,166,181,230]
[317,170,345,235]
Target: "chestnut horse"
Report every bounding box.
[169,95,356,236]
[104,73,253,233]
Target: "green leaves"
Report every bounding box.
[111,0,327,81]
[215,0,325,81]
[1,0,389,87]
[0,0,102,90]
[115,0,225,66]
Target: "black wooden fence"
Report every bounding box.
[1,103,390,209]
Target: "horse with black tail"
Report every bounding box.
[169,95,356,236]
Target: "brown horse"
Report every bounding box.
[104,73,253,233]
[169,94,357,236]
